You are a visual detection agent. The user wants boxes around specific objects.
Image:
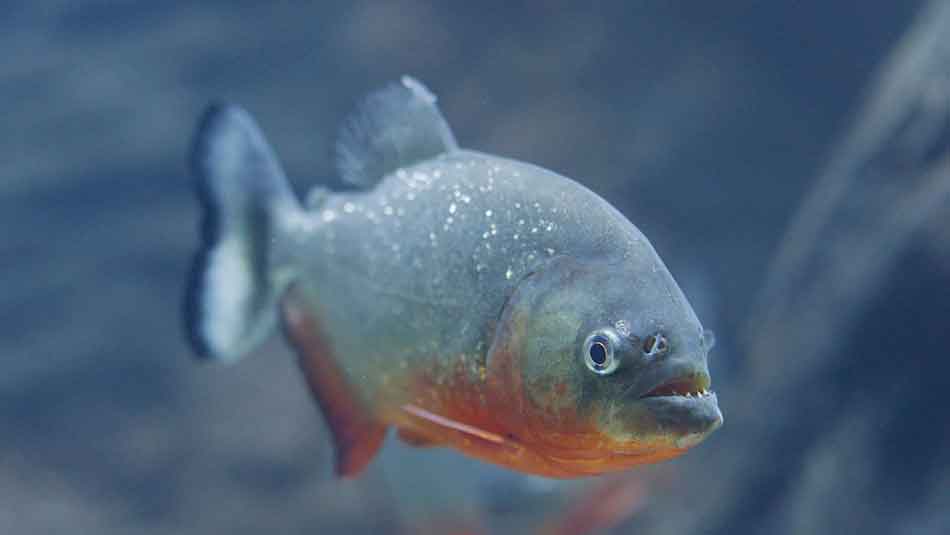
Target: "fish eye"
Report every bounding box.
[642,332,669,357]
[583,329,622,375]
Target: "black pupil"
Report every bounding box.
[589,341,608,367]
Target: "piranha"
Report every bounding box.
[185,76,722,478]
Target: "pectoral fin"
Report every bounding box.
[281,287,387,478]
[396,427,442,448]
[401,404,508,446]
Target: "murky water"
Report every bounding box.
[5,2,949,534]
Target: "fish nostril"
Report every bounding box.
[642,333,669,358]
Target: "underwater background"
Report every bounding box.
[4,1,949,533]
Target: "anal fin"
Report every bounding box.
[280,287,387,478]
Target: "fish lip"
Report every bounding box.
[624,366,723,444]
[636,391,723,441]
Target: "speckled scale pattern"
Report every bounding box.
[283,149,653,400]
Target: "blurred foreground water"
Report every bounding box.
[3,1,949,533]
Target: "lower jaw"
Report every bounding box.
[639,392,723,432]
[598,393,723,452]
[538,421,720,475]
[512,396,723,477]
[542,446,690,477]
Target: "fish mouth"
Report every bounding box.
[632,371,723,447]
[639,372,711,400]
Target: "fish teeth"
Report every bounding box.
[681,390,716,399]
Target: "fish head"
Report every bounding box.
[487,254,722,475]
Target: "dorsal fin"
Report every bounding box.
[335,76,458,188]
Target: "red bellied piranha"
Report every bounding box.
[185,77,723,478]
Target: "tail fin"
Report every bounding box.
[185,103,301,362]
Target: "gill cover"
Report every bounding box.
[487,257,590,423]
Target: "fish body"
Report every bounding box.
[186,77,722,478]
